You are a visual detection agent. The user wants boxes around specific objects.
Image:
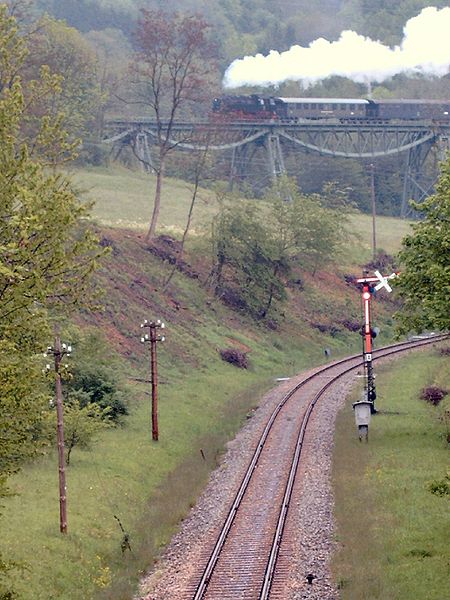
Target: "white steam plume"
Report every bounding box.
[223,7,450,89]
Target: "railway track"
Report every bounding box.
[186,335,448,600]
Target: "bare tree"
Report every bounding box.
[129,9,217,242]
[162,143,213,290]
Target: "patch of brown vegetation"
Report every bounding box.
[146,235,199,279]
[225,338,252,353]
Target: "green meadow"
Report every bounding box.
[332,347,449,600]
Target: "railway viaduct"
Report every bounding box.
[102,118,450,217]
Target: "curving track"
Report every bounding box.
[184,336,447,600]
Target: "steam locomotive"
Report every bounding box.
[212,95,450,123]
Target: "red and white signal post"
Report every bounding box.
[356,270,397,414]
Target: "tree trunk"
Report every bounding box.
[260,263,280,319]
[66,440,74,465]
[163,174,201,290]
[145,159,165,243]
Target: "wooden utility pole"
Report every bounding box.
[45,336,72,534]
[150,324,159,441]
[54,336,67,534]
[370,163,377,260]
[140,319,165,441]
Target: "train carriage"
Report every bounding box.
[375,99,450,121]
[277,97,369,121]
[212,95,450,123]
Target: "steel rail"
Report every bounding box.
[258,333,447,598]
[192,334,448,600]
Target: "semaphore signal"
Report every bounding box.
[355,271,398,418]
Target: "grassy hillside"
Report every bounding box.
[1,165,413,599]
[74,165,412,260]
[73,166,219,234]
[332,347,449,599]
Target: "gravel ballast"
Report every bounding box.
[137,364,356,600]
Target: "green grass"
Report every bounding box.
[3,369,268,599]
[72,165,219,234]
[0,165,414,599]
[2,317,344,600]
[348,213,412,254]
[72,165,411,259]
[332,346,449,600]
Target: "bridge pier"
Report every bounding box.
[102,119,449,214]
[135,131,154,173]
[400,131,449,218]
[229,143,252,191]
[265,133,286,180]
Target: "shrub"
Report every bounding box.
[218,287,248,311]
[420,386,448,406]
[219,347,249,369]
[427,474,450,497]
[62,329,129,423]
[344,274,359,288]
[364,250,397,272]
[67,364,128,422]
[287,278,304,290]
[340,318,360,332]
[74,142,109,167]
[147,235,199,278]
[311,322,340,336]
[266,319,279,331]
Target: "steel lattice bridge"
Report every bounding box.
[103,118,450,217]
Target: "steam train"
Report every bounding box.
[212,95,450,123]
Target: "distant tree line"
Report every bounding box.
[35,0,450,67]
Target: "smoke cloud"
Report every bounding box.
[223,7,450,89]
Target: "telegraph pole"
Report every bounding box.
[44,337,72,534]
[140,319,165,441]
[370,163,377,260]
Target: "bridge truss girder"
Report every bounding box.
[279,126,436,159]
[103,120,449,214]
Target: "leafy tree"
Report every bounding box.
[395,155,450,334]
[0,9,105,592]
[35,0,139,34]
[266,177,351,275]
[64,329,128,423]
[210,192,288,319]
[0,344,49,481]
[62,398,110,465]
[128,8,218,241]
[163,144,214,289]
[210,178,351,319]
[0,5,103,462]
[24,15,106,140]
[40,394,111,465]
[84,27,132,140]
